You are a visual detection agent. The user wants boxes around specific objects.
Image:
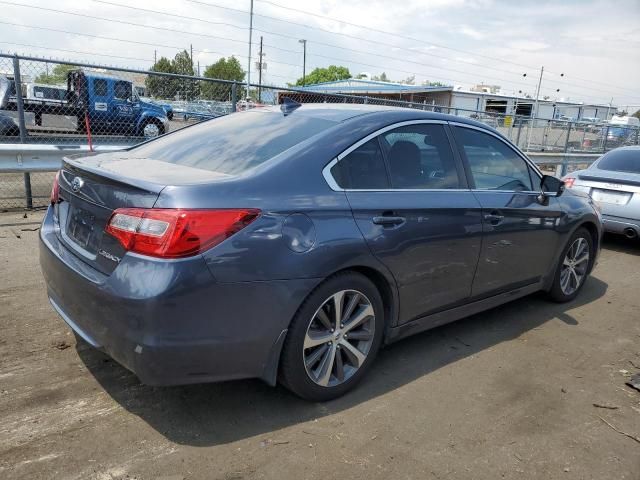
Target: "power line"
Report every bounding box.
[92,0,248,30]
[187,0,535,79]
[186,0,640,101]
[0,21,193,54]
[253,0,640,97]
[2,2,249,45]
[4,1,636,103]
[0,40,151,62]
[78,0,543,92]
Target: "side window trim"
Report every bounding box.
[323,119,473,192]
[449,122,543,193]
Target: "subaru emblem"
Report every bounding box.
[71,177,84,192]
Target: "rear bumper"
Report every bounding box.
[602,214,640,236]
[39,206,319,386]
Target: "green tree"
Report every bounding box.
[34,64,75,85]
[293,65,351,86]
[201,56,245,101]
[172,50,199,100]
[371,72,389,82]
[145,56,175,99]
[632,109,640,119]
[422,80,449,87]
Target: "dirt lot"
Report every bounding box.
[1,210,639,480]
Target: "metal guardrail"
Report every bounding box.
[0,144,127,172]
[0,143,602,174]
[0,143,602,210]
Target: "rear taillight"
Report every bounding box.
[563,177,575,188]
[50,171,60,204]
[105,208,260,258]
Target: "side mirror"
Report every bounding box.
[537,175,565,204]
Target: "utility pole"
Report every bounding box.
[246,0,254,100]
[526,66,544,152]
[190,44,193,72]
[299,39,307,86]
[257,36,264,103]
[197,61,200,77]
[154,50,157,65]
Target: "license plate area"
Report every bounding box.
[591,189,631,206]
[68,206,96,249]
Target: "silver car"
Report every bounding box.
[565,146,640,240]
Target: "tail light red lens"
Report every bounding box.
[564,177,576,188]
[50,171,60,204]
[105,208,260,258]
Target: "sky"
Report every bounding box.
[2,0,640,109]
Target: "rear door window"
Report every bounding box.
[380,123,461,189]
[330,139,390,189]
[454,126,534,191]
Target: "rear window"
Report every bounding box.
[597,150,640,174]
[131,110,336,175]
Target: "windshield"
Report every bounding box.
[130,110,336,175]
[596,149,640,174]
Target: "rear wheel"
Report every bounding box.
[279,272,384,401]
[548,228,593,302]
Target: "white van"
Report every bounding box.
[609,115,640,127]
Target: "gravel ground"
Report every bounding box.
[0,210,639,480]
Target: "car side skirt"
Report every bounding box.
[386,281,543,343]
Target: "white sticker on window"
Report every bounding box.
[94,102,108,111]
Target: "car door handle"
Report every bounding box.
[372,216,406,227]
[483,212,504,225]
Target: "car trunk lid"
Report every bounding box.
[574,170,640,215]
[55,152,230,274]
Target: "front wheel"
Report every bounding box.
[141,119,164,138]
[279,272,385,401]
[548,228,593,302]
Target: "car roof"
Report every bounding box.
[253,103,487,127]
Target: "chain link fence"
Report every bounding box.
[1,53,638,209]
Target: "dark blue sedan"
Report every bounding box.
[40,103,602,401]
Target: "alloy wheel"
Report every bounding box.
[303,289,376,387]
[560,237,590,296]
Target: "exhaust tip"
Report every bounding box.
[623,227,638,239]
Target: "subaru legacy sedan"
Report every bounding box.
[40,103,602,401]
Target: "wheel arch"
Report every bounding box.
[578,220,600,272]
[260,264,399,386]
[137,114,165,135]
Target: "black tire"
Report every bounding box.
[548,227,593,303]
[279,272,385,401]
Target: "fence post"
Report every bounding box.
[603,126,609,153]
[516,121,523,148]
[635,127,639,146]
[13,55,33,209]
[231,82,237,112]
[564,121,573,153]
[12,55,27,143]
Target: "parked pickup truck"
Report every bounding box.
[0,70,169,138]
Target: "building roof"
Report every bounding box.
[452,88,614,109]
[294,78,453,95]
